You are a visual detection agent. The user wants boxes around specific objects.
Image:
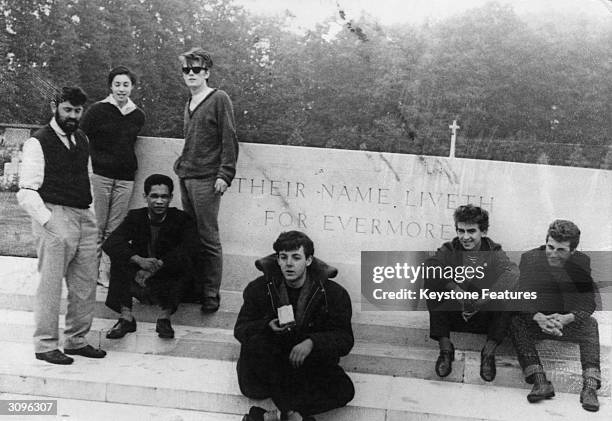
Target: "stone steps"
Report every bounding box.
[0,309,608,396]
[1,255,611,419]
[1,256,610,353]
[0,392,238,421]
[1,341,609,421]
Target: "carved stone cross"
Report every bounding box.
[449,120,460,158]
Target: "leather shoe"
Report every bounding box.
[580,386,599,412]
[156,318,175,339]
[201,295,220,313]
[480,349,496,382]
[106,318,137,339]
[35,349,73,365]
[64,344,107,358]
[527,381,555,403]
[241,406,271,421]
[435,344,454,378]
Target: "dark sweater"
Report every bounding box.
[174,89,238,184]
[80,102,145,180]
[34,125,91,209]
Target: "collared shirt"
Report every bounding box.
[100,94,138,116]
[17,118,93,226]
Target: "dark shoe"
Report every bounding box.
[435,344,455,378]
[35,349,74,365]
[480,349,496,382]
[241,406,268,421]
[527,381,555,403]
[106,318,137,339]
[156,318,175,339]
[580,386,599,412]
[201,295,220,313]
[64,344,107,358]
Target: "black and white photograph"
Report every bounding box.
[0,0,610,420]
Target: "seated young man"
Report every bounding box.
[103,174,198,339]
[425,204,519,381]
[510,220,601,412]
[234,231,355,421]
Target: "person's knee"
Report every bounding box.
[336,375,355,406]
[236,356,271,400]
[509,314,527,331]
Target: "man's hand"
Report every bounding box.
[134,269,152,287]
[214,178,228,194]
[461,298,479,320]
[462,309,478,322]
[268,318,290,334]
[533,312,563,336]
[289,338,314,368]
[549,313,575,327]
[131,255,163,273]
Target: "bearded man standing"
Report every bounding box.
[18,87,106,364]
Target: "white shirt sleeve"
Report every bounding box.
[16,137,52,226]
[87,143,96,216]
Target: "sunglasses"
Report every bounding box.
[182,66,207,75]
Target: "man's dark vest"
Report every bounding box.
[33,125,92,209]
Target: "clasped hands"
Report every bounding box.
[533,312,574,336]
[130,255,164,287]
[461,298,482,321]
[268,318,314,368]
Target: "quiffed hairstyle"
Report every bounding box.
[454,204,489,232]
[144,173,174,195]
[108,66,137,87]
[178,47,213,69]
[273,231,314,258]
[53,86,87,106]
[547,219,580,250]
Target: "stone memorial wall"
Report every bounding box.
[132,138,612,298]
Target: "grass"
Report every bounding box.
[0,192,36,257]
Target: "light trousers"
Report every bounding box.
[92,173,133,265]
[32,204,98,352]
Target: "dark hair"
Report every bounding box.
[454,204,489,232]
[547,219,580,250]
[179,47,213,69]
[53,86,87,106]
[273,231,314,258]
[108,66,137,87]
[144,174,174,195]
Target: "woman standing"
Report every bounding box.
[81,66,146,286]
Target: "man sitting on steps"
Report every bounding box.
[424,204,519,382]
[510,219,601,412]
[234,230,355,421]
[103,174,198,339]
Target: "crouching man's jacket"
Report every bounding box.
[234,254,354,365]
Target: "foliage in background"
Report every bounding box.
[1,0,610,168]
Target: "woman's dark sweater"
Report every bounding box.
[80,102,145,181]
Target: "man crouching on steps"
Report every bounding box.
[103,174,198,339]
[234,231,355,421]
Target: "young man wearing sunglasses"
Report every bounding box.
[174,48,239,313]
